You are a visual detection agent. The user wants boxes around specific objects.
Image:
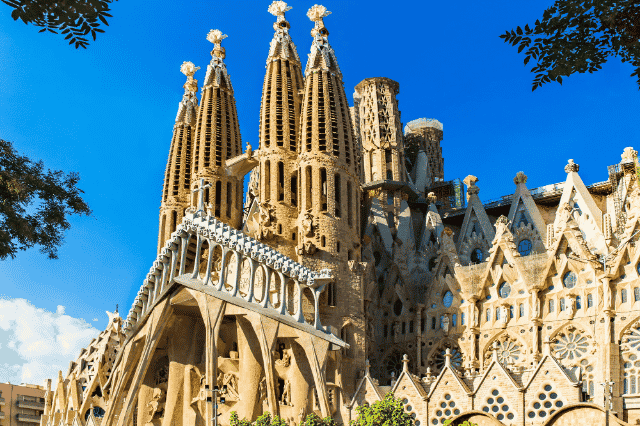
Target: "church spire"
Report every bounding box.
[158,61,200,252]
[191,30,243,228]
[298,4,361,267]
[256,1,304,259]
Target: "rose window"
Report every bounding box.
[433,346,463,372]
[553,332,589,360]
[496,340,521,365]
[563,271,577,289]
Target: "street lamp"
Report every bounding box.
[204,384,227,426]
[600,381,614,426]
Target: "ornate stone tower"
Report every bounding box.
[257,1,304,258]
[353,77,405,184]
[191,30,243,229]
[297,4,365,398]
[158,61,200,252]
[298,5,361,266]
[404,118,444,183]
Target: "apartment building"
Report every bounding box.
[0,383,45,426]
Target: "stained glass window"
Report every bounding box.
[622,289,628,303]
[576,296,582,309]
[518,239,532,256]
[587,293,593,308]
[452,314,457,327]
[461,313,466,325]
[549,299,555,313]
[519,303,524,317]
[443,291,453,308]
[563,271,577,289]
[486,309,491,322]
[635,287,640,302]
[560,298,566,311]
[509,305,514,318]
[499,282,511,298]
[496,307,501,321]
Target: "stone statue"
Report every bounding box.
[276,349,291,367]
[473,304,479,327]
[301,212,314,237]
[145,388,165,426]
[258,377,267,402]
[281,380,291,406]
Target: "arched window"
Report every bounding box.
[470,248,484,264]
[496,307,501,321]
[443,291,453,308]
[635,288,640,302]
[486,308,490,322]
[549,299,555,313]
[563,271,577,289]
[519,303,524,317]
[576,296,582,309]
[509,305,514,318]
[622,289,628,303]
[560,298,566,311]
[587,293,593,308]
[499,282,511,298]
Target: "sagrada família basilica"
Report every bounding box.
[38,2,640,426]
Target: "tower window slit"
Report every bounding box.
[184,128,192,189]
[339,86,351,164]
[306,85,313,152]
[225,94,232,159]
[278,161,284,202]
[347,181,353,227]
[317,73,326,152]
[334,173,341,217]
[276,60,284,147]
[305,166,312,210]
[160,214,166,244]
[215,181,222,217]
[320,168,327,211]
[328,78,339,157]
[226,182,232,218]
[215,90,223,166]
[265,161,271,202]
[171,211,177,233]
[290,173,297,207]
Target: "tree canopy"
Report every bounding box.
[1,0,118,48]
[0,139,91,260]
[350,393,414,426]
[500,0,640,90]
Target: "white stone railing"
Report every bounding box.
[123,211,335,340]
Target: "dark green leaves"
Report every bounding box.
[0,139,91,260]
[501,0,640,90]
[350,393,414,426]
[1,0,118,48]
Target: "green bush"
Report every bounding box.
[350,393,414,426]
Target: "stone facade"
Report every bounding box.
[42,3,640,426]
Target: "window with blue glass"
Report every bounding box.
[622,289,628,303]
[518,239,532,256]
[635,287,640,302]
[576,296,582,309]
[443,290,453,308]
[563,271,577,289]
[519,303,524,317]
[587,293,593,308]
[486,308,491,322]
[509,305,514,318]
[496,307,501,321]
[452,314,457,327]
[549,299,555,313]
[499,282,511,298]
[470,248,484,264]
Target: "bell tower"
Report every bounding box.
[158,61,199,252]
[257,1,304,258]
[191,30,244,229]
[297,5,361,266]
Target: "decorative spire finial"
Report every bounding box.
[444,348,452,368]
[564,159,579,173]
[365,359,371,377]
[463,175,479,197]
[513,171,527,185]
[207,29,228,59]
[269,1,292,23]
[402,353,410,372]
[180,61,200,93]
[307,4,331,37]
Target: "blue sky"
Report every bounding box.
[0,0,638,384]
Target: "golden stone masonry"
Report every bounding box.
[40,3,640,426]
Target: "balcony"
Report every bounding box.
[17,400,44,410]
[17,414,41,423]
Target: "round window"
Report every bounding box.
[518,239,532,256]
[470,248,484,264]
[499,282,511,298]
[443,291,453,308]
[563,271,577,289]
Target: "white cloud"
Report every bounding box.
[0,298,100,386]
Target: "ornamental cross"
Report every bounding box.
[192,178,212,213]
